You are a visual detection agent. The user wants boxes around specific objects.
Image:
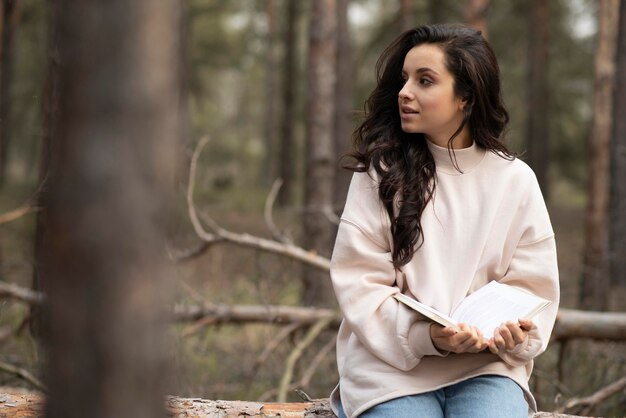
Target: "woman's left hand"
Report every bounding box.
[488,318,533,354]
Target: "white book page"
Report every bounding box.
[393,293,457,328]
[450,281,550,337]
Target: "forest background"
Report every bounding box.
[0,0,625,417]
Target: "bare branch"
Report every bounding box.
[0,361,46,392]
[257,334,336,402]
[552,308,626,341]
[557,376,626,415]
[0,204,38,225]
[187,137,331,272]
[264,178,293,244]
[0,280,44,305]
[277,316,334,402]
[172,303,340,328]
[167,241,216,262]
[253,322,302,372]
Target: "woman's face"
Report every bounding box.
[398,43,468,147]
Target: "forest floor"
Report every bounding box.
[0,185,625,416]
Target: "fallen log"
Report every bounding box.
[0,393,593,417]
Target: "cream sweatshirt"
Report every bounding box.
[329,140,559,418]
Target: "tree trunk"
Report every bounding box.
[263,0,278,186]
[277,0,298,207]
[399,0,415,32]
[40,1,180,417]
[302,0,337,306]
[464,0,489,38]
[333,0,353,211]
[0,0,18,186]
[610,0,626,290]
[580,0,619,311]
[525,0,550,199]
[30,0,63,340]
[429,0,447,24]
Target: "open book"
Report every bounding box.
[393,281,551,337]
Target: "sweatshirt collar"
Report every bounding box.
[426,139,486,175]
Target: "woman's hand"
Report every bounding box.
[430,323,488,354]
[488,319,533,354]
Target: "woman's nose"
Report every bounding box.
[398,85,413,101]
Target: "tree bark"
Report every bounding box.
[302,0,337,306]
[0,393,595,418]
[263,0,278,186]
[580,0,619,311]
[0,0,18,186]
[429,0,447,24]
[610,0,626,289]
[525,0,550,199]
[40,1,180,417]
[277,0,298,207]
[399,0,415,32]
[463,0,489,38]
[30,0,63,340]
[333,0,354,210]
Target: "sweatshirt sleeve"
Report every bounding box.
[331,172,445,371]
[496,172,560,367]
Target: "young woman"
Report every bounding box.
[330,24,559,418]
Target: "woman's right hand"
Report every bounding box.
[430,323,488,354]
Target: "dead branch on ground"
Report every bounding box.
[276,316,335,402]
[0,393,594,417]
[187,136,331,272]
[556,376,626,415]
[0,204,38,225]
[0,361,46,392]
[0,280,44,305]
[259,334,336,402]
[253,322,303,373]
[552,309,626,341]
[172,303,340,327]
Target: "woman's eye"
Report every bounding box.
[420,78,433,86]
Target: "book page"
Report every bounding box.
[450,281,550,337]
[393,293,457,329]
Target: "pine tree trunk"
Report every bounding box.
[302,0,337,306]
[525,0,550,199]
[263,0,278,186]
[464,0,489,38]
[580,0,619,311]
[333,0,353,211]
[399,0,415,32]
[429,0,447,24]
[610,0,626,290]
[0,0,18,186]
[278,0,298,207]
[40,1,181,417]
[30,0,62,340]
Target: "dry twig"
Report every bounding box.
[264,178,294,244]
[259,334,337,402]
[556,376,626,415]
[253,322,303,372]
[0,280,44,305]
[187,136,331,272]
[0,204,38,225]
[0,361,46,392]
[276,316,334,402]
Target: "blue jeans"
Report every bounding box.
[336,375,528,418]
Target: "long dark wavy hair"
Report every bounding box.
[348,24,514,269]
